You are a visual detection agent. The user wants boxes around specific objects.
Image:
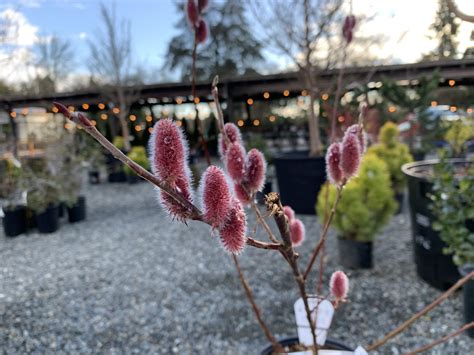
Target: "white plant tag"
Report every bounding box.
[353,346,368,355]
[294,297,334,346]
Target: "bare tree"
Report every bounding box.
[248,0,344,156]
[33,35,74,94]
[89,3,140,152]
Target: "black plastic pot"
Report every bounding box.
[2,206,27,237]
[88,170,100,184]
[35,204,60,234]
[460,266,474,338]
[67,196,86,223]
[274,152,326,214]
[127,174,142,184]
[257,181,273,204]
[108,171,127,183]
[260,336,352,355]
[402,159,472,290]
[338,238,373,269]
[58,202,66,218]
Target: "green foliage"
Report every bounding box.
[113,136,125,150]
[0,157,23,209]
[316,154,396,242]
[425,0,459,60]
[164,0,263,80]
[124,146,149,176]
[367,122,413,194]
[22,158,61,213]
[443,119,474,157]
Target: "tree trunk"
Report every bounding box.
[118,113,131,152]
[308,89,323,157]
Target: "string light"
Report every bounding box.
[431,101,438,107]
[10,111,17,118]
[301,90,308,96]
[268,115,276,122]
[148,127,153,134]
[263,92,270,99]
[237,119,244,127]
[283,90,290,97]
[90,120,97,126]
[146,115,153,122]
[175,120,183,127]
[82,103,89,110]
[68,106,75,112]
[467,108,473,114]
[100,113,108,120]
[448,80,455,87]
[52,106,59,113]
[134,125,142,132]
[129,114,137,121]
[64,122,73,130]
[322,93,329,101]
[176,97,183,104]
[194,97,200,104]
[253,119,260,126]
[247,98,254,105]
[98,103,105,110]
[450,106,457,112]
[21,108,29,116]
[338,116,345,123]
[388,106,397,113]
[112,107,120,114]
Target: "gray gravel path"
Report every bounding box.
[0,182,472,354]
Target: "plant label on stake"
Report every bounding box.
[294,297,334,346]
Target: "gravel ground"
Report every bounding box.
[0,181,472,354]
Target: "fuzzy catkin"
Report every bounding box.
[226,143,246,182]
[283,206,295,222]
[218,201,247,254]
[290,219,305,247]
[201,166,232,227]
[341,132,361,179]
[330,270,349,301]
[245,149,266,193]
[326,142,344,185]
[234,183,252,205]
[196,19,208,43]
[186,0,199,27]
[219,123,242,158]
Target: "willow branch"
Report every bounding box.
[447,0,474,23]
[366,271,474,351]
[404,322,474,355]
[232,255,284,352]
[304,186,343,280]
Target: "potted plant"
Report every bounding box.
[402,119,474,290]
[367,122,413,213]
[124,146,149,184]
[23,158,61,234]
[316,154,397,269]
[0,156,27,237]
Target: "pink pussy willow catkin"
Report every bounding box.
[226,142,246,182]
[283,205,295,222]
[201,166,232,227]
[186,0,199,27]
[219,123,242,158]
[340,130,361,179]
[234,183,252,205]
[149,119,193,219]
[345,124,366,154]
[290,218,305,247]
[326,142,344,185]
[245,148,266,193]
[330,270,349,305]
[196,19,208,43]
[218,200,247,254]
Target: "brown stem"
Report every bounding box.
[266,192,318,353]
[330,45,347,142]
[191,32,211,166]
[251,200,279,244]
[317,182,331,294]
[404,322,474,355]
[246,237,281,250]
[232,255,284,352]
[304,186,343,280]
[366,271,474,351]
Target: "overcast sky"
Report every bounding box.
[1,0,473,86]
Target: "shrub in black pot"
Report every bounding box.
[275,151,326,214]
[317,155,396,269]
[67,196,86,223]
[0,157,27,237]
[367,122,413,215]
[35,204,60,233]
[2,206,27,237]
[260,336,352,355]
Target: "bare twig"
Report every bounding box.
[366,271,474,351]
[232,255,284,352]
[251,200,279,244]
[447,0,474,23]
[404,322,474,355]
[304,186,343,280]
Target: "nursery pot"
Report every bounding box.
[127,174,142,184]
[67,196,86,223]
[338,238,373,269]
[58,202,66,218]
[459,265,474,338]
[88,170,100,184]
[260,337,353,355]
[274,152,326,214]
[35,204,60,234]
[2,206,27,237]
[402,159,474,290]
